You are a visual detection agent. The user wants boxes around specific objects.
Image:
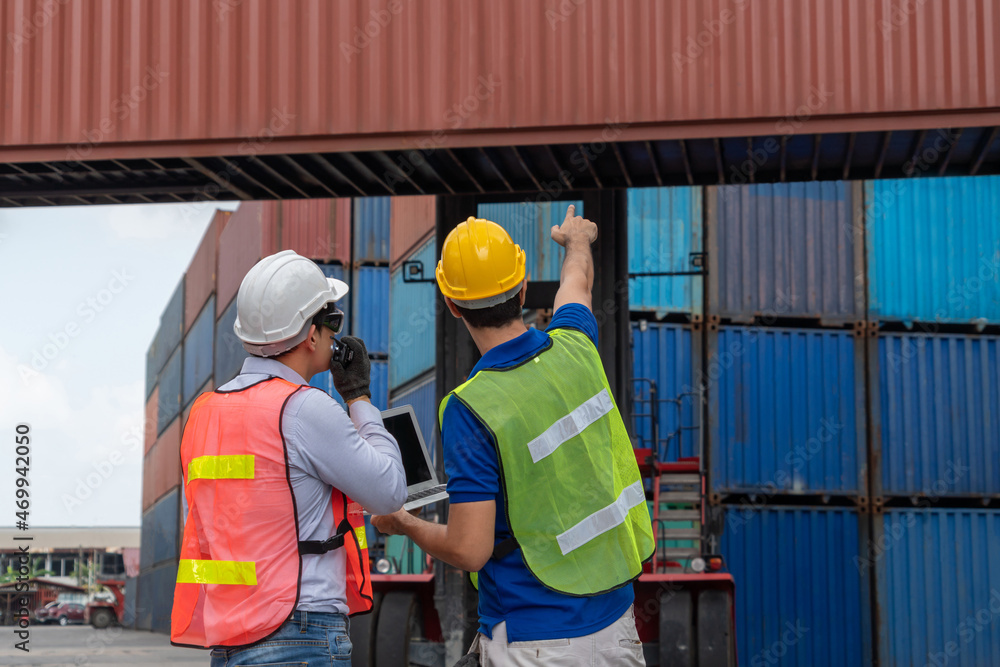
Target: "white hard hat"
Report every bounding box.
[233,250,349,357]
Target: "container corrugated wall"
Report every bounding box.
[144,388,158,456]
[264,199,352,263]
[866,176,1000,325]
[478,201,578,282]
[182,296,214,406]
[148,278,185,380]
[144,420,181,512]
[122,575,138,627]
[390,374,438,465]
[214,296,246,386]
[148,561,179,635]
[135,573,152,631]
[354,198,391,264]
[630,322,700,460]
[217,203,263,318]
[390,238,437,389]
[873,333,1000,498]
[157,347,182,435]
[709,326,866,497]
[875,509,1000,667]
[628,187,703,315]
[720,506,872,667]
[139,488,179,571]
[708,182,863,323]
[184,210,228,332]
[351,266,389,354]
[390,196,436,269]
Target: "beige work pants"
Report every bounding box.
[477,606,646,666]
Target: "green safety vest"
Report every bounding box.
[440,328,654,596]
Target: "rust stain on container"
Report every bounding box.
[390,196,436,269]
[184,209,230,332]
[1,0,997,159]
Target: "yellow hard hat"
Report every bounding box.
[436,217,526,309]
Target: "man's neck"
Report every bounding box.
[468,320,530,357]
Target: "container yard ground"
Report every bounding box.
[0,626,206,667]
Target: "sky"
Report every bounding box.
[0,200,238,528]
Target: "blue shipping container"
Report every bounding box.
[630,322,700,460]
[709,326,866,496]
[390,373,437,464]
[354,197,390,263]
[351,266,389,354]
[214,296,247,386]
[310,359,388,410]
[149,278,185,378]
[876,509,1000,667]
[157,347,182,435]
[318,262,350,337]
[866,175,1000,325]
[135,572,152,630]
[875,333,1000,497]
[390,238,437,389]
[477,200,579,282]
[709,181,862,322]
[182,295,215,406]
[149,560,179,634]
[628,187,703,315]
[139,487,179,571]
[122,575,138,627]
[720,506,872,667]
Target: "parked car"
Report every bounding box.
[36,602,85,626]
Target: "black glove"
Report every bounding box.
[330,336,371,401]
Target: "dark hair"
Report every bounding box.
[454,291,524,329]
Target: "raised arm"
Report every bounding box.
[550,204,598,313]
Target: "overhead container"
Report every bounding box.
[216,203,263,318]
[354,197,390,264]
[390,238,438,389]
[628,187,703,315]
[184,210,229,332]
[708,326,867,497]
[139,488,180,571]
[719,506,872,667]
[182,296,215,406]
[872,333,1000,498]
[708,181,863,323]
[390,373,438,465]
[866,176,1000,325]
[875,509,1000,667]
[149,560,179,635]
[148,278,185,380]
[630,322,701,460]
[390,196,436,268]
[263,199,352,263]
[214,296,247,386]
[143,387,158,456]
[157,347,182,435]
[477,201,578,282]
[351,266,390,354]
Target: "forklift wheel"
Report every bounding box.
[350,593,382,667]
[374,592,421,667]
[91,609,114,629]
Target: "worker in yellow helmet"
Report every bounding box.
[374,206,653,666]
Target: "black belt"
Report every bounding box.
[298,518,352,555]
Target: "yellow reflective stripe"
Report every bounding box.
[187,455,255,483]
[355,526,367,550]
[177,559,257,586]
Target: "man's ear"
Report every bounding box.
[305,324,320,351]
[445,298,463,319]
[518,280,528,308]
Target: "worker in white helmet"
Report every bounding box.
[171,250,407,667]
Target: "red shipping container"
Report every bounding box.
[390,196,436,269]
[145,418,182,512]
[262,199,352,262]
[184,210,231,332]
[216,203,264,319]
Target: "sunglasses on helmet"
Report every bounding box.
[313,306,345,335]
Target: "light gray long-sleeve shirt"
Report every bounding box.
[218,356,407,613]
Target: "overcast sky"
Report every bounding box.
[0,200,238,527]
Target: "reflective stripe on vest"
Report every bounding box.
[445,328,654,597]
[170,379,372,649]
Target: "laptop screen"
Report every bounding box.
[382,412,434,486]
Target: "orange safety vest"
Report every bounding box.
[170,377,372,648]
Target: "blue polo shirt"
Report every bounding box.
[440,303,634,642]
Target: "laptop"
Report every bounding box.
[380,405,449,511]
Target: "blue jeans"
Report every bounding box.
[209,610,352,666]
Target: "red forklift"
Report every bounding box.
[84,579,127,629]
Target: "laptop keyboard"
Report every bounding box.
[407,484,446,503]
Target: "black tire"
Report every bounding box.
[58,615,68,626]
[374,592,422,667]
[91,608,114,629]
[697,589,736,667]
[659,589,694,667]
[350,593,382,667]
